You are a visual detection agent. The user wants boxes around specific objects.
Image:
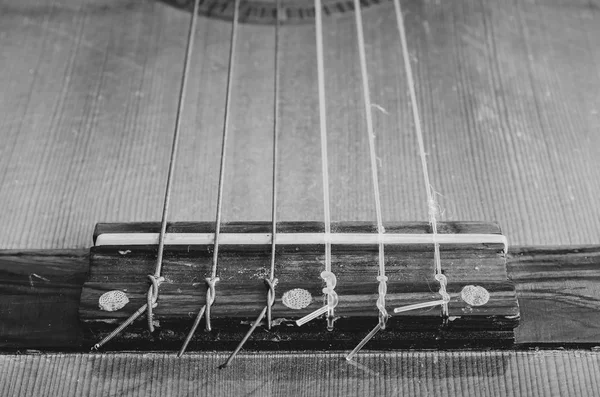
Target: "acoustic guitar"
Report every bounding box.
[1,0,599,395]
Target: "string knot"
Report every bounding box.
[320,271,338,305]
[264,278,278,308]
[204,277,220,331]
[205,277,219,305]
[320,271,338,330]
[434,273,451,311]
[321,270,339,331]
[264,278,278,329]
[146,274,165,333]
[376,275,389,328]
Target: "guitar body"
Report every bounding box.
[2,0,599,249]
[1,0,599,395]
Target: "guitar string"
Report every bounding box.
[346,0,389,362]
[295,0,338,331]
[178,0,242,358]
[91,0,202,351]
[90,1,475,358]
[393,0,450,314]
[267,0,282,331]
[348,0,454,359]
[220,0,282,369]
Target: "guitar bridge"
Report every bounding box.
[79,221,519,351]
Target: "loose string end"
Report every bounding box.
[393,297,450,314]
[296,305,328,327]
[267,306,272,330]
[322,270,338,330]
[178,304,206,358]
[346,322,383,362]
[219,306,267,369]
[346,357,380,377]
[296,271,338,327]
[91,303,148,351]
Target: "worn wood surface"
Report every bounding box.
[0,250,88,348]
[509,246,600,346]
[1,246,598,349]
[1,0,599,250]
[79,221,517,349]
[2,351,600,397]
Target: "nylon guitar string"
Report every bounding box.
[91,0,202,351]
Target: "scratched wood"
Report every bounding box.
[1,0,599,250]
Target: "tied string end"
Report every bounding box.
[296,271,338,328]
[375,232,389,329]
[177,277,219,358]
[346,274,389,361]
[220,277,277,367]
[434,273,451,317]
[424,186,449,316]
[393,263,450,318]
[91,276,163,351]
[220,306,268,369]
[393,275,450,315]
[322,270,339,331]
[204,277,220,332]
[264,277,278,329]
[376,275,389,329]
[146,274,165,333]
[346,322,383,362]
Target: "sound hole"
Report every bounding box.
[160,0,389,24]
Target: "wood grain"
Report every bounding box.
[508,246,600,345]
[0,0,191,248]
[1,0,599,250]
[0,250,88,348]
[1,351,600,397]
[1,0,599,393]
[1,245,598,349]
[79,221,517,348]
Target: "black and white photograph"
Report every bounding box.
[0,0,599,395]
